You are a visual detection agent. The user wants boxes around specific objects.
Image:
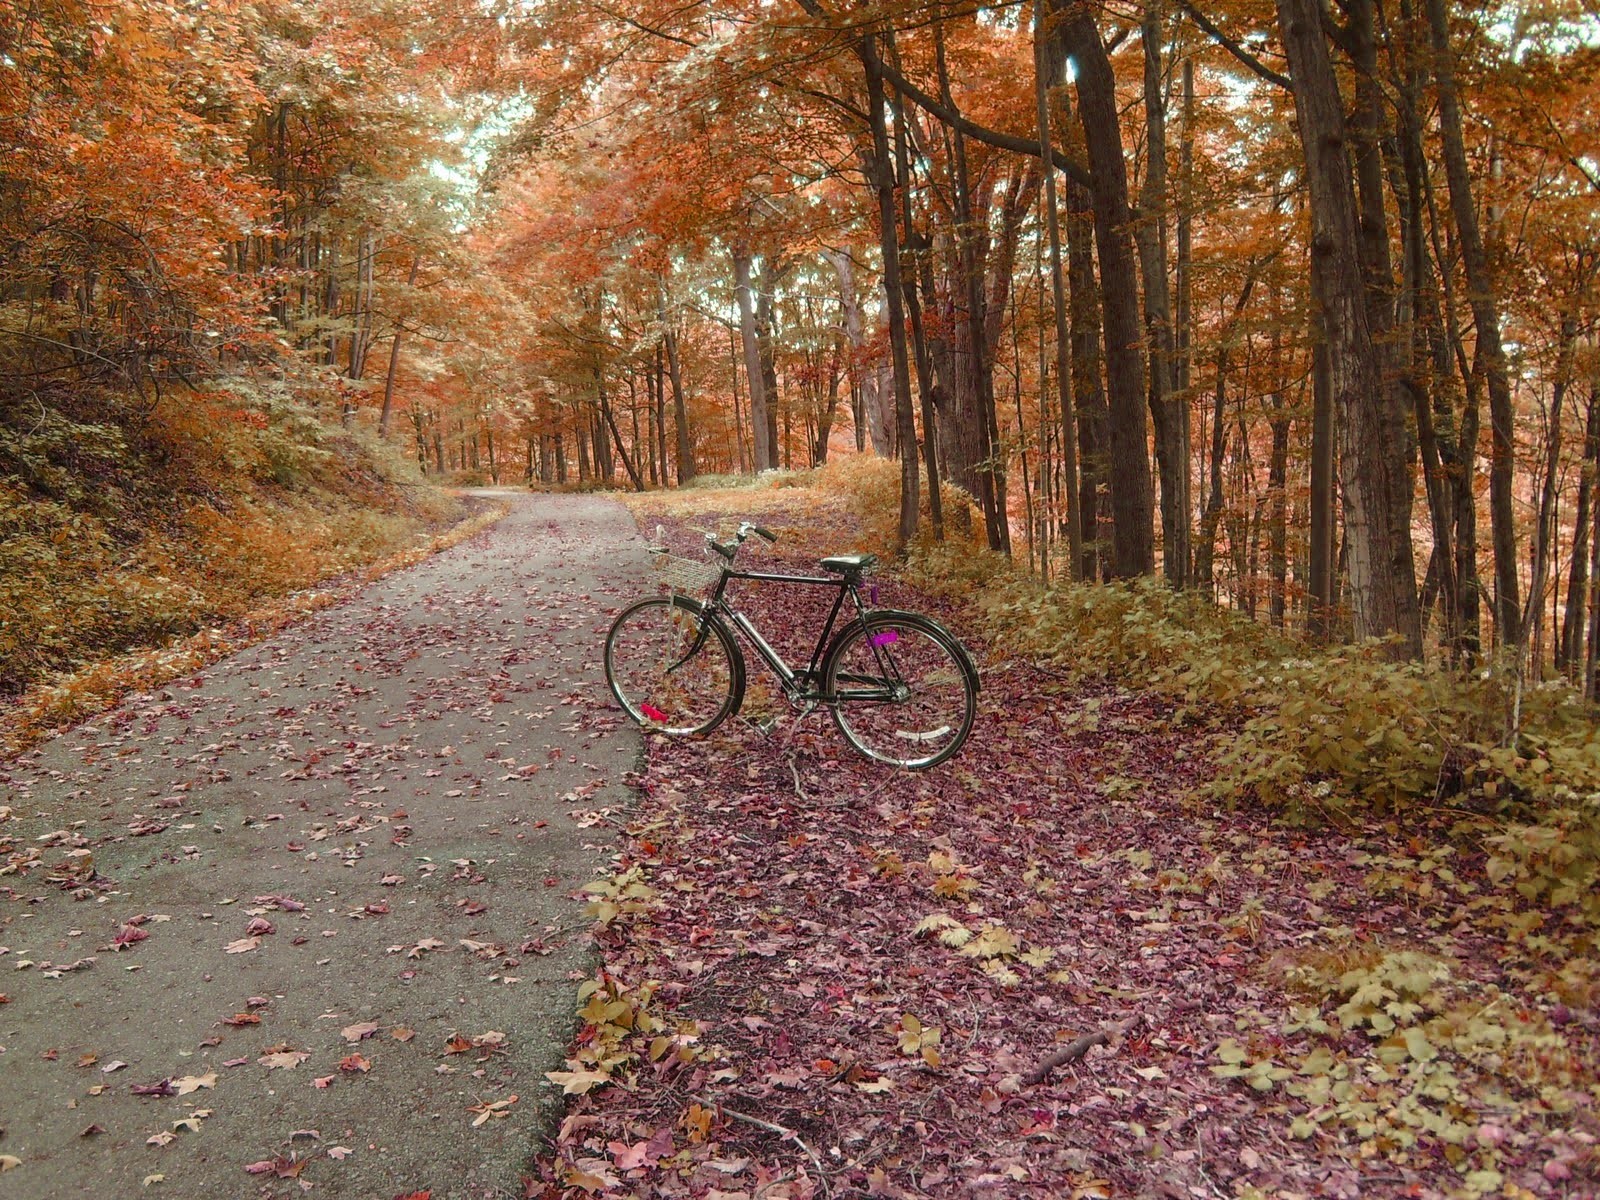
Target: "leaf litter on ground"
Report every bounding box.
[534,501,1600,1200]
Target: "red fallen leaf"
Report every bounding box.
[365,901,390,915]
[243,1161,276,1176]
[40,1049,58,1061]
[285,842,305,852]
[80,1123,106,1137]
[222,1056,249,1068]
[245,917,276,937]
[222,1013,261,1026]
[443,1035,474,1055]
[313,1074,335,1088]
[391,1191,430,1200]
[132,1078,176,1096]
[0,994,8,1004]
[389,810,409,820]
[247,996,271,1008]
[291,935,309,945]
[459,900,488,916]
[111,925,148,947]
[338,1054,371,1073]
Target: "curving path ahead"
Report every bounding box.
[0,491,647,1200]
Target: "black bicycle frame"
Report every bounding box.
[702,567,868,702]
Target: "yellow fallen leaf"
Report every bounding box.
[469,1094,518,1127]
[544,1069,611,1095]
[142,1174,164,1187]
[0,1155,20,1171]
[174,1072,216,1095]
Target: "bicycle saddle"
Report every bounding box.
[820,553,877,578]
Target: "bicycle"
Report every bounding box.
[604,522,979,770]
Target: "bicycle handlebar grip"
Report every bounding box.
[753,525,778,542]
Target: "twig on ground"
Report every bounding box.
[1023,1016,1140,1086]
[787,756,808,804]
[693,1093,830,1194]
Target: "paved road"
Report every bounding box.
[0,492,645,1199]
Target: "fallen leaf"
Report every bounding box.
[0,1155,18,1172]
[174,1073,216,1095]
[545,1069,611,1095]
[223,937,260,954]
[468,1094,518,1126]
[81,1124,106,1137]
[221,1013,261,1027]
[313,1075,335,1089]
[338,1054,371,1073]
[341,1021,379,1043]
[259,1050,310,1070]
[142,1174,164,1187]
[327,1146,353,1160]
[390,1026,415,1042]
[146,1131,176,1147]
[100,1060,128,1074]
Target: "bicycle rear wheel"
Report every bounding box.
[605,596,743,735]
[822,611,976,769]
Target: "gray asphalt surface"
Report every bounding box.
[0,491,646,1199]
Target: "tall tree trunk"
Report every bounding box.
[1049,0,1154,577]
[862,31,921,551]
[1138,0,1189,586]
[1279,0,1420,652]
[662,313,696,484]
[1035,5,1082,576]
[1561,388,1599,675]
[378,256,420,437]
[890,104,946,540]
[598,365,645,492]
[1065,172,1109,581]
[734,249,774,470]
[1425,0,1518,651]
[1268,381,1291,628]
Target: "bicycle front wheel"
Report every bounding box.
[822,612,977,769]
[605,596,743,736]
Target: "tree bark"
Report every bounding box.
[1425,0,1518,651]
[734,248,774,470]
[862,31,921,551]
[1561,387,1599,675]
[1278,0,1420,652]
[662,311,696,484]
[1137,0,1189,586]
[1036,5,1082,577]
[1048,0,1154,577]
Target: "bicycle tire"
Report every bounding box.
[605,596,745,735]
[821,610,977,769]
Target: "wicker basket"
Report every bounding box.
[650,550,724,593]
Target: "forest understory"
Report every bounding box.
[0,382,485,757]
[537,479,1600,1200]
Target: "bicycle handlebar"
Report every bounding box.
[706,521,779,563]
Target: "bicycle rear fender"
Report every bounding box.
[822,609,980,694]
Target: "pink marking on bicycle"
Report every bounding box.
[870,631,899,647]
[640,703,668,722]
